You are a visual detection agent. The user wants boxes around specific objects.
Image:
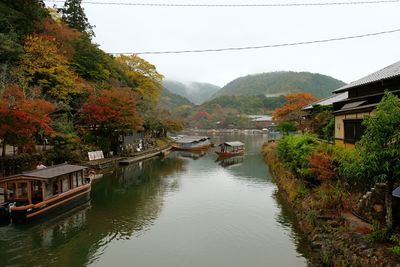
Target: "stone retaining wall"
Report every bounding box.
[263,144,400,266]
[355,183,387,224]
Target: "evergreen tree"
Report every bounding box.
[359,91,400,230]
[62,0,94,38]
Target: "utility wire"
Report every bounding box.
[45,0,400,7]
[110,27,400,55]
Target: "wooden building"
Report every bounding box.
[333,60,400,148]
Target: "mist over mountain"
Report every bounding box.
[162,80,221,104]
[214,71,346,99]
[160,87,193,111]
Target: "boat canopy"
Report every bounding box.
[222,141,245,147]
[2,164,87,181]
[175,136,210,144]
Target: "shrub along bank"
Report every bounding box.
[263,135,400,266]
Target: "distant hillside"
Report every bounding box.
[163,80,221,104]
[200,95,287,115]
[214,72,346,99]
[159,87,193,110]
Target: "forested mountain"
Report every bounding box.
[0,1,182,160]
[200,95,286,115]
[214,71,346,98]
[160,88,193,111]
[162,80,221,104]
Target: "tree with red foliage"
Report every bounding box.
[80,87,142,152]
[193,111,211,121]
[273,93,318,131]
[0,85,54,156]
[308,151,335,182]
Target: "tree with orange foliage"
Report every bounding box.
[18,34,84,104]
[273,93,318,131]
[80,88,142,152]
[36,17,82,60]
[0,85,54,156]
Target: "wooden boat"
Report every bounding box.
[216,141,245,159]
[0,163,91,223]
[171,136,211,151]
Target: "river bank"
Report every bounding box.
[0,141,172,178]
[1,133,312,266]
[262,142,400,266]
[82,145,171,172]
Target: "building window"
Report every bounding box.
[344,119,365,144]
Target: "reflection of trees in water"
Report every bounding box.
[273,190,315,264]
[223,154,272,185]
[0,156,186,267]
[0,204,91,267]
[217,156,244,167]
[86,156,186,265]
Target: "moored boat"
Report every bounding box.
[216,141,245,159]
[171,136,211,151]
[0,163,92,223]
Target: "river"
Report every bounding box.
[0,133,312,267]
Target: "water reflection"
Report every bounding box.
[0,134,312,267]
[176,150,207,160]
[216,156,244,168]
[0,156,186,267]
[273,191,315,264]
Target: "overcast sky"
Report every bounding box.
[50,0,400,87]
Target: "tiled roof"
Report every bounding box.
[333,103,377,114]
[302,92,348,110]
[22,164,87,179]
[334,60,400,93]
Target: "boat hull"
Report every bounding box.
[10,184,91,223]
[171,144,211,151]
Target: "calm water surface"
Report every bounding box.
[0,134,311,266]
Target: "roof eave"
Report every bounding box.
[333,74,400,93]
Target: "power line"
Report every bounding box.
[45,0,400,7]
[109,28,400,55]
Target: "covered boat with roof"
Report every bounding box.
[171,136,211,151]
[0,163,92,223]
[216,141,245,159]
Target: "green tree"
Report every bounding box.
[359,92,400,230]
[310,105,334,141]
[62,0,95,38]
[70,37,132,86]
[49,114,82,163]
[0,18,23,66]
[0,0,48,38]
[277,121,296,135]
